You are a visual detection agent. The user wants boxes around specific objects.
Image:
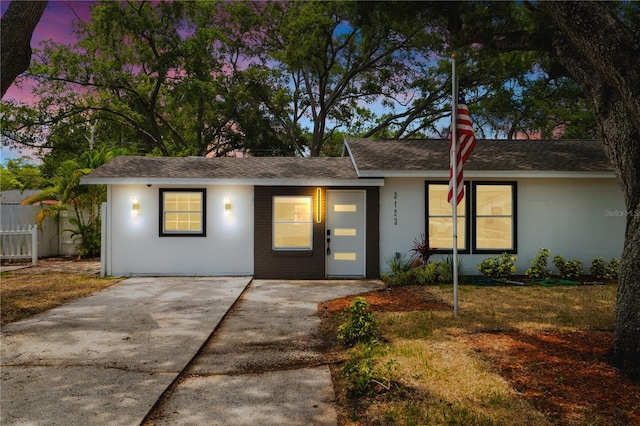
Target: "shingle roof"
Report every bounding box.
[345,138,614,173]
[83,156,359,180]
[82,138,615,185]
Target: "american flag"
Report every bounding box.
[447,94,477,205]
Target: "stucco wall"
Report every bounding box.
[106,184,254,276]
[379,177,626,275]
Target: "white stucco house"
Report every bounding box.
[81,138,625,278]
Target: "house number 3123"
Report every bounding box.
[393,192,398,225]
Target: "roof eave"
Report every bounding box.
[355,170,617,179]
[80,177,385,187]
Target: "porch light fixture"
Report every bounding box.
[131,197,140,216]
[316,187,322,223]
[224,197,231,216]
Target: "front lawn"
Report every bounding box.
[320,283,640,425]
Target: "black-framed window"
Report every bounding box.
[159,189,206,237]
[425,181,517,254]
[425,182,470,253]
[472,182,517,253]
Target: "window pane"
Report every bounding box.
[334,204,357,212]
[334,228,357,236]
[428,184,465,216]
[428,217,465,249]
[274,223,311,248]
[273,196,312,249]
[273,197,311,222]
[334,253,357,261]
[476,217,512,249]
[162,191,204,235]
[476,185,512,216]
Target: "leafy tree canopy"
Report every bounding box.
[1,0,598,165]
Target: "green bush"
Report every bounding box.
[477,253,517,279]
[381,254,415,287]
[413,262,441,285]
[337,297,378,346]
[343,343,397,396]
[605,258,620,280]
[553,255,583,280]
[590,257,619,280]
[525,248,552,279]
[590,257,607,280]
[69,216,101,258]
[439,254,464,284]
[387,253,413,275]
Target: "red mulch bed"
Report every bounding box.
[320,285,640,426]
[320,285,452,314]
[468,331,640,425]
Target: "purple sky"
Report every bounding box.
[1,1,94,162]
[1,1,93,103]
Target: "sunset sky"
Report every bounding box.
[1,1,91,161]
[1,1,93,103]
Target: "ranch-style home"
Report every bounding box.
[81,138,625,279]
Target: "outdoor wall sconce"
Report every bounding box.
[131,197,140,216]
[316,187,322,223]
[224,197,231,216]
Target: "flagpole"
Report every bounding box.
[451,53,459,318]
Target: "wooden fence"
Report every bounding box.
[0,224,38,265]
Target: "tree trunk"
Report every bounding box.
[542,1,640,381]
[310,110,326,157]
[0,1,48,98]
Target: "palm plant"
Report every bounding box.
[22,148,126,258]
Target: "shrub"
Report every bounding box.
[591,257,619,280]
[590,257,607,280]
[413,261,441,285]
[411,233,436,266]
[387,253,413,275]
[477,253,517,279]
[439,254,464,284]
[381,254,415,287]
[605,258,620,280]
[337,297,378,346]
[343,343,397,395]
[69,216,101,258]
[553,255,583,280]
[525,248,552,279]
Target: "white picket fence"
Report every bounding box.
[0,205,80,260]
[0,224,38,265]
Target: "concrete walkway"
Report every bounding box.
[1,277,383,425]
[1,276,251,426]
[146,279,383,426]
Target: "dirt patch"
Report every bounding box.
[319,285,640,426]
[1,257,112,325]
[2,257,101,275]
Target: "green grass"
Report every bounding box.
[333,283,617,426]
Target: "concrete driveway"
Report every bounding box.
[1,277,383,425]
